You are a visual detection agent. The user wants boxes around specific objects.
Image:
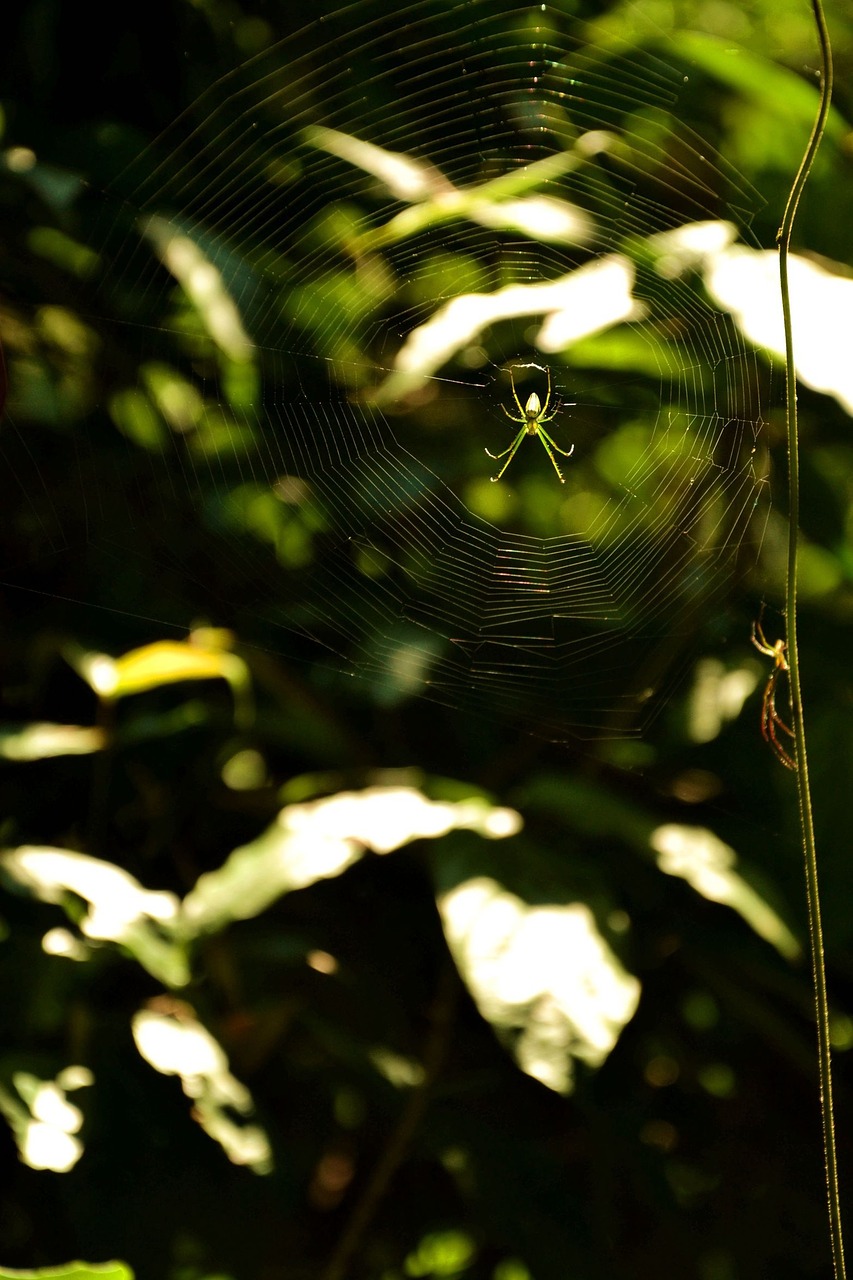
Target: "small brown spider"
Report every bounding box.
[751,615,798,771]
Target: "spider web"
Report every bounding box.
[63,0,770,741]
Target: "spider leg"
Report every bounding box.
[539,427,574,459]
[773,713,796,740]
[760,673,776,745]
[486,425,526,466]
[508,368,526,419]
[766,677,795,739]
[751,619,773,656]
[488,430,527,482]
[501,404,522,422]
[767,715,798,770]
[538,399,574,426]
[535,430,567,484]
[538,366,552,419]
[753,615,790,668]
[761,668,798,769]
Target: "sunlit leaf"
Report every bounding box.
[376,255,642,401]
[0,723,106,760]
[143,215,254,363]
[0,1068,93,1174]
[687,657,759,744]
[304,125,452,202]
[438,876,640,1094]
[28,225,100,277]
[0,1265,132,1280]
[0,847,189,987]
[305,126,592,254]
[108,387,168,451]
[140,362,203,433]
[70,634,252,729]
[651,824,800,960]
[650,221,853,416]
[181,786,521,936]
[132,1000,272,1175]
[706,247,853,415]
[404,1229,475,1277]
[522,775,801,958]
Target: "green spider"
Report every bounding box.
[486,366,575,484]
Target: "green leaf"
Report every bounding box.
[672,32,846,145]
[70,633,253,730]
[0,1264,132,1280]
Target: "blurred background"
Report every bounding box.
[1,0,853,1277]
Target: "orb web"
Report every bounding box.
[70,0,769,741]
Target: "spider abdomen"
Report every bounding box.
[525,393,541,421]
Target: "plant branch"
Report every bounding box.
[776,1,844,1274]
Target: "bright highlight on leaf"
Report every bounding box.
[0,785,519,1175]
[182,785,522,935]
[707,247,853,415]
[143,215,255,363]
[438,876,640,1094]
[0,1068,93,1173]
[377,254,642,402]
[305,126,592,250]
[0,846,188,987]
[1,786,519,981]
[688,657,758,744]
[132,1002,273,1175]
[651,219,853,416]
[0,723,106,760]
[0,1263,132,1280]
[69,633,253,730]
[651,824,800,960]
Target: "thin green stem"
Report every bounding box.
[776,2,844,1275]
